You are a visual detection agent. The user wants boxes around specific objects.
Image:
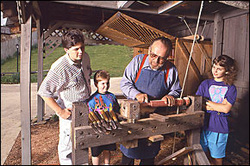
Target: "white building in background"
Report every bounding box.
[1,11,7,26]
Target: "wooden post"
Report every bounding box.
[20,15,32,165]
[36,18,45,122]
[213,12,223,59]
[72,102,89,165]
[184,96,210,165]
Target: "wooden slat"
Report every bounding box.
[157,145,194,165]
[20,15,32,165]
[235,14,247,81]
[44,21,63,39]
[132,22,151,43]
[96,12,175,47]
[117,1,135,9]
[44,41,61,58]
[148,135,164,142]
[244,15,249,82]
[177,39,202,81]
[193,144,211,165]
[213,12,223,59]
[184,96,204,165]
[72,102,89,165]
[120,12,175,40]
[150,113,169,122]
[174,39,213,96]
[158,1,184,14]
[36,18,45,122]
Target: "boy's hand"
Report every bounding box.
[59,108,72,119]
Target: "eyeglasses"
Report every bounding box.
[149,52,167,64]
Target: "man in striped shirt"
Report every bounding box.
[38,29,92,165]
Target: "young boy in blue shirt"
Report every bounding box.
[87,70,120,165]
[196,55,238,165]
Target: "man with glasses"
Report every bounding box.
[120,37,182,165]
[38,29,91,164]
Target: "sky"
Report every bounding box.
[1,11,7,26]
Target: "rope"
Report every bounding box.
[171,1,204,157]
[180,1,204,98]
[182,18,210,64]
[200,20,207,36]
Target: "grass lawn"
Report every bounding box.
[1,44,134,83]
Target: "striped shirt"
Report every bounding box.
[38,52,92,109]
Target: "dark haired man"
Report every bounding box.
[38,29,91,164]
[120,37,182,165]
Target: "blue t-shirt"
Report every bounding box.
[87,91,120,114]
[196,79,237,133]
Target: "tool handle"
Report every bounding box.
[100,110,109,122]
[90,111,100,123]
[109,110,118,122]
[140,98,191,107]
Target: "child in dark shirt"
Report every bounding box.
[196,55,237,165]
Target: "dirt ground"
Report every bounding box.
[3,117,249,165]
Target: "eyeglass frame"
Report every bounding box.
[148,50,168,64]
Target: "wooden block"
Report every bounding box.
[150,113,169,122]
[120,99,140,122]
[148,135,164,142]
[156,146,194,165]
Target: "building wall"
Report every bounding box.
[171,10,249,139]
[1,30,37,61]
[222,12,249,119]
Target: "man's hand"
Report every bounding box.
[161,95,175,106]
[135,93,149,103]
[58,108,72,120]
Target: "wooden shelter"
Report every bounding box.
[1,1,249,164]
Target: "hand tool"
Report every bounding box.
[88,113,101,133]
[104,106,117,129]
[88,112,102,133]
[140,97,191,107]
[109,103,122,129]
[99,96,117,129]
[89,111,107,132]
[94,97,112,130]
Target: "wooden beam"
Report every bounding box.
[184,96,205,165]
[213,12,223,59]
[117,1,135,9]
[193,144,211,165]
[177,39,203,82]
[157,145,194,165]
[72,102,89,165]
[32,1,42,18]
[20,1,27,24]
[53,1,170,16]
[54,1,118,9]
[74,111,204,149]
[36,18,45,122]
[44,21,64,40]
[20,15,32,165]
[218,1,249,10]
[158,1,184,14]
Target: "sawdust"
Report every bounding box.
[3,118,249,165]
